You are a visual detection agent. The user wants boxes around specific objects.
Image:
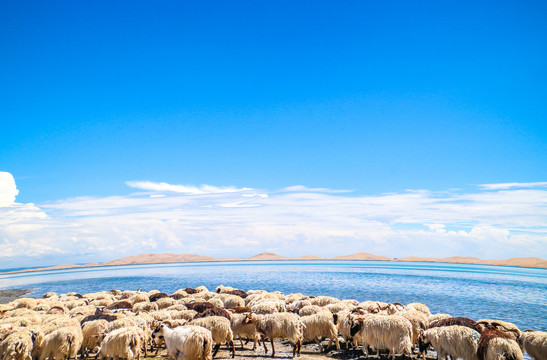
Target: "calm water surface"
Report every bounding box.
[1,261,545,331]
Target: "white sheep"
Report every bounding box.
[428,313,452,324]
[215,285,236,294]
[405,302,431,317]
[251,301,286,315]
[301,310,340,352]
[218,294,245,308]
[229,313,260,350]
[133,301,159,313]
[298,305,323,317]
[309,296,340,307]
[351,314,413,359]
[39,326,83,360]
[255,312,304,357]
[477,325,523,360]
[81,319,108,357]
[155,297,176,310]
[284,293,308,305]
[0,329,34,360]
[97,326,142,360]
[127,293,149,305]
[325,300,357,314]
[9,298,37,310]
[169,310,198,321]
[245,293,281,308]
[518,330,547,360]
[195,286,209,293]
[151,324,212,360]
[335,310,358,349]
[398,309,429,347]
[477,319,522,340]
[189,315,235,358]
[287,299,312,313]
[418,325,480,360]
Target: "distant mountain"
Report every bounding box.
[245,252,289,261]
[398,255,547,268]
[102,253,217,266]
[0,252,545,276]
[291,254,322,260]
[398,256,439,262]
[331,252,394,261]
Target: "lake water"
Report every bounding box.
[1,260,545,332]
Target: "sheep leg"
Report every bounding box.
[262,337,268,354]
[314,338,325,352]
[230,340,236,358]
[212,343,221,358]
[326,337,333,351]
[361,341,368,357]
[270,339,275,357]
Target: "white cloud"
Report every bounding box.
[0,172,19,207]
[478,182,547,190]
[126,181,252,195]
[281,185,353,193]
[1,174,546,266]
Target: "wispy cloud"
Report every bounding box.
[478,182,547,190]
[126,181,252,195]
[281,185,353,193]
[1,175,546,267]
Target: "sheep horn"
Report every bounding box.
[491,322,520,336]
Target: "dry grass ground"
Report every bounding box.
[142,340,438,360]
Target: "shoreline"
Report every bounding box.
[0,289,31,304]
[0,256,545,277]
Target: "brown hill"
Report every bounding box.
[291,255,322,260]
[396,256,547,269]
[216,257,243,261]
[331,252,394,261]
[483,257,547,268]
[440,256,483,264]
[245,252,289,261]
[398,256,439,262]
[102,253,217,266]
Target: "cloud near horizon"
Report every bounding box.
[1,174,546,268]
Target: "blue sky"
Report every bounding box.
[1,1,546,268]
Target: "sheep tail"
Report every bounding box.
[67,334,73,358]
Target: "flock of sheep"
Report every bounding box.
[0,284,545,360]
